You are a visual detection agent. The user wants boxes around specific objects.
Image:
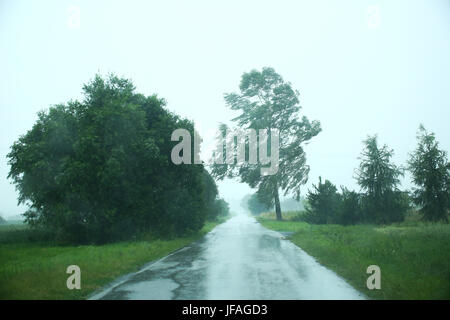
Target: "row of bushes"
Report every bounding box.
[299,178,410,225]
[301,130,449,225]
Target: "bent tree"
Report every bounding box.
[211,67,321,220]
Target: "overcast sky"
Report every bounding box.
[1,0,449,217]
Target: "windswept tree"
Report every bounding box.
[355,135,408,224]
[408,125,449,222]
[211,67,321,220]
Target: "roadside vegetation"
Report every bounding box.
[3,68,448,300]
[6,74,229,244]
[0,219,226,300]
[253,119,449,299]
[1,74,231,300]
[258,214,450,299]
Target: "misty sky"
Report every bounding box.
[1,0,449,217]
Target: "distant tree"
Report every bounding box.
[213,198,230,219]
[7,74,212,243]
[211,67,321,220]
[202,170,219,220]
[202,170,231,220]
[247,192,271,215]
[408,125,449,222]
[355,135,407,224]
[0,215,6,225]
[280,197,305,211]
[240,194,252,212]
[304,177,341,224]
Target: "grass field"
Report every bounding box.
[258,215,450,300]
[0,220,223,300]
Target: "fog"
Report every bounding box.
[1,0,449,217]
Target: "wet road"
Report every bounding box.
[90,214,365,300]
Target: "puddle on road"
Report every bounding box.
[121,279,179,300]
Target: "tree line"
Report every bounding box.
[7,74,229,244]
[7,68,448,245]
[213,67,448,224]
[304,129,449,225]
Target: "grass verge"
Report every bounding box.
[0,220,222,300]
[258,217,450,299]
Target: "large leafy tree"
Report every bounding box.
[355,135,407,224]
[7,74,215,243]
[408,125,449,222]
[211,67,321,220]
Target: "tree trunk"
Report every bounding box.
[274,188,282,221]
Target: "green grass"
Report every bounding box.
[0,221,222,300]
[258,217,450,300]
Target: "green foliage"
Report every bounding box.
[356,135,408,224]
[0,216,5,225]
[338,187,363,225]
[7,74,216,243]
[408,125,449,222]
[304,177,341,224]
[246,193,271,215]
[212,198,230,220]
[200,170,230,221]
[212,67,321,220]
[304,175,405,226]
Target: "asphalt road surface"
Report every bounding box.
[90,213,365,300]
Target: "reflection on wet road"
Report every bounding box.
[90,214,365,300]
